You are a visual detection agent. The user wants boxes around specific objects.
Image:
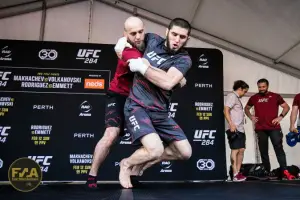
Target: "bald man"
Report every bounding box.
[85,16,146,189]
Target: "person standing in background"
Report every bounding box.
[244,78,295,180]
[224,80,249,182]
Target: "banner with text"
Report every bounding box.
[0,40,225,182]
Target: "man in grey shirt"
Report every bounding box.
[224,80,249,182]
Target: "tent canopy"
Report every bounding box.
[1,0,300,78]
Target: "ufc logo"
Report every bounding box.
[258,98,268,103]
[77,49,101,58]
[28,156,53,166]
[146,51,166,65]
[194,130,216,139]
[169,103,178,112]
[0,126,10,136]
[0,71,11,80]
[129,115,140,131]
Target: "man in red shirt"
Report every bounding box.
[85,16,145,189]
[289,93,300,133]
[245,78,294,180]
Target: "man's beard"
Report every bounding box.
[166,34,187,54]
[128,40,145,52]
[136,43,145,52]
[259,90,268,95]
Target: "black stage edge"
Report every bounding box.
[1,180,300,200]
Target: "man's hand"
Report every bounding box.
[272,116,283,125]
[229,123,237,132]
[251,116,258,123]
[289,126,298,133]
[179,77,187,88]
[128,58,149,75]
[114,37,132,59]
[141,58,150,66]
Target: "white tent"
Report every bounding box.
[1,0,300,176]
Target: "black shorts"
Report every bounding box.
[124,99,187,144]
[226,130,246,150]
[104,91,127,136]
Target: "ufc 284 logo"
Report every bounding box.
[193,130,215,146]
[146,51,167,65]
[168,103,178,118]
[0,71,11,87]
[129,115,140,131]
[0,126,11,143]
[76,49,101,64]
[28,156,53,173]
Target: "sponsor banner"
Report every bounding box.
[0,66,109,94]
[0,40,225,181]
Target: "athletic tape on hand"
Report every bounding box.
[114,37,131,53]
[128,58,148,75]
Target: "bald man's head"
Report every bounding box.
[123,16,145,51]
[124,16,144,32]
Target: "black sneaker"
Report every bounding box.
[266,170,278,180]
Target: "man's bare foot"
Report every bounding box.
[119,159,133,188]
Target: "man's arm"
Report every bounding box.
[122,50,187,89]
[290,105,298,132]
[278,94,290,117]
[272,102,290,125]
[279,102,290,117]
[272,95,290,125]
[122,48,143,61]
[244,101,253,120]
[224,106,233,125]
[148,66,186,88]
[244,97,258,123]
[224,94,237,132]
[114,33,156,59]
[128,56,191,91]
[144,67,184,91]
[114,37,132,59]
[290,95,300,132]
[224,106,237,132]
